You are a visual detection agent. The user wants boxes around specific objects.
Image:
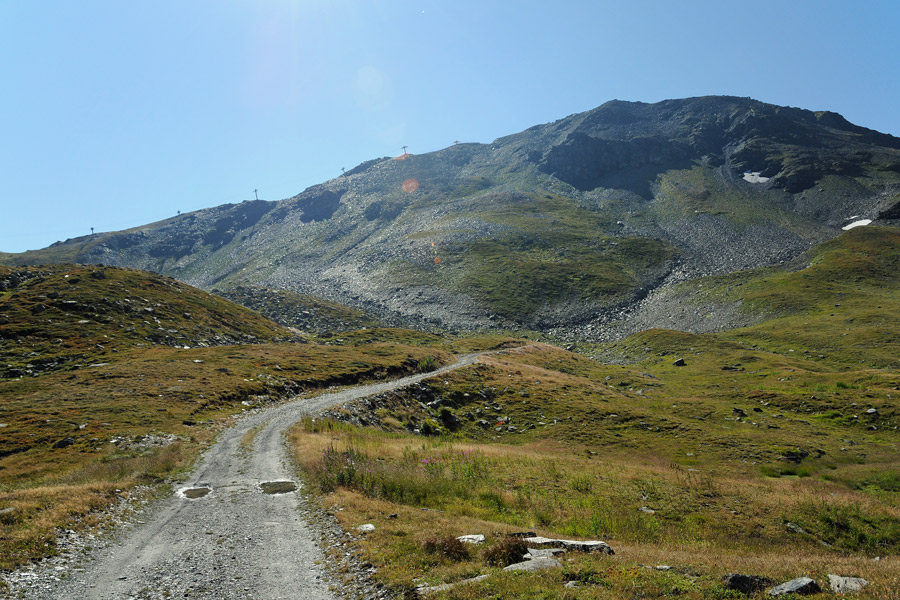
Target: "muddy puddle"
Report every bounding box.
[259,481,298,494]
[180,487,211,499]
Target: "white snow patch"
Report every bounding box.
[743,171,770,183]
[842,219,872,231]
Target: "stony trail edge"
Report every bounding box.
[17,353,484,600]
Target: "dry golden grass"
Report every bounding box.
[1,483,119,568]
[317,487,899,599]
[291,417,900,599]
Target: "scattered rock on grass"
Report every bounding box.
[827,574,868,594]
[356,523,375,533]
[767,577,821,596]
[785,522,807,534]
[525,536,614,554]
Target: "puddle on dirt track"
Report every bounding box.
[259,481,298,494]
[181,487,211,499]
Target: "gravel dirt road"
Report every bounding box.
[11,354,482,600]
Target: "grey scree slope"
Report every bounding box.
[23,354,481,600]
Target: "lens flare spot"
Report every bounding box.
[402,179,419,193]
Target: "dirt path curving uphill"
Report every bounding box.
[13,354,483,600]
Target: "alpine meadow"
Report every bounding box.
[2,96,899,599]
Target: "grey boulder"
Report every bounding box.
[768,577,821,596]
[827,575,868,594]
[503,557,562,572]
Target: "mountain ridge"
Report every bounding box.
[4,96,900,337]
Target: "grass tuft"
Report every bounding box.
[423,536,471,562]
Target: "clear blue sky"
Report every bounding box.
[2,0,898,253]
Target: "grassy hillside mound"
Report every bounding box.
[0,264,291,378]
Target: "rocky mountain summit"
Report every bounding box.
[4,96,899,337]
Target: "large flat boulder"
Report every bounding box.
[503,557,562,572]
[524,536,614,555]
